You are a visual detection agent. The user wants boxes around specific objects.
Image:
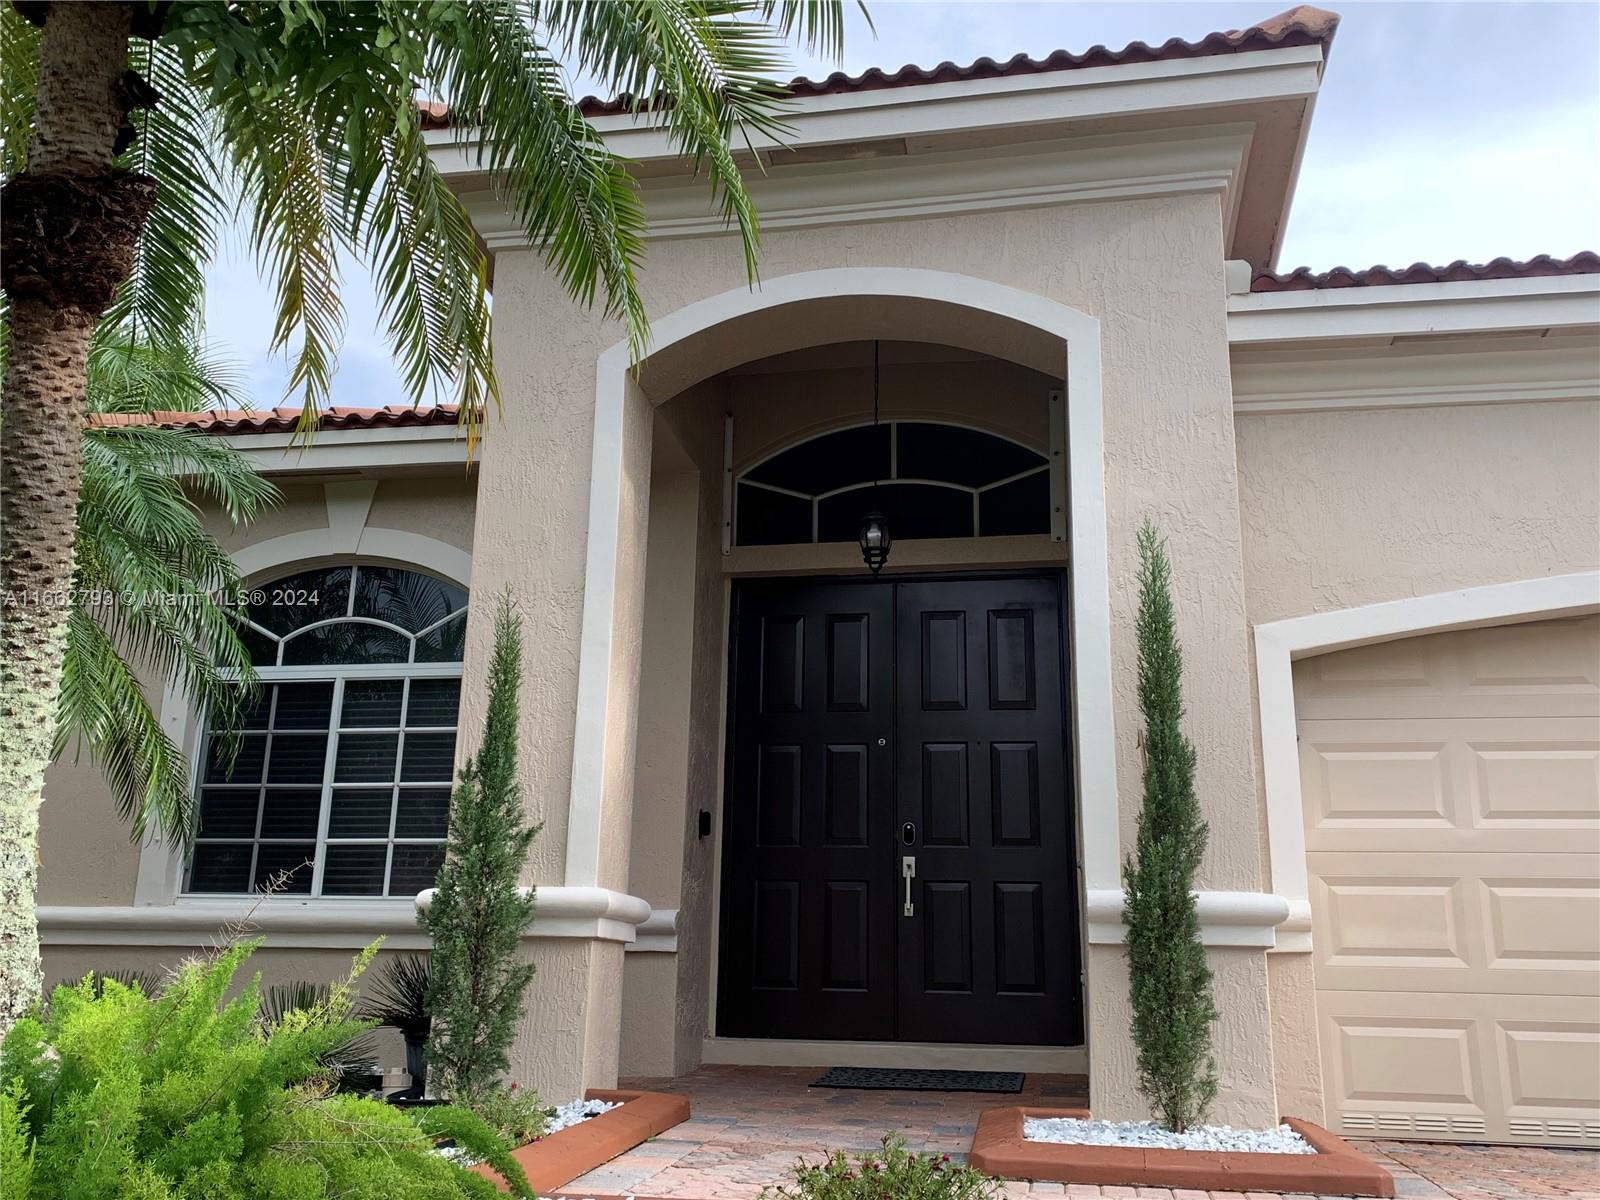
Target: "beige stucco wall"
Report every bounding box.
[37,472,477,945]
[1237,398,1600,623]
[483,190,1277,1122]
[1237,393,1600,1124]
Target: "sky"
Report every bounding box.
[203,0,1600,408]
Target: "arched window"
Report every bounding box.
[187,563,468,898]
[734,421,1050,547]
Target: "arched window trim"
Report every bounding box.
[734,418,1050,546]
[185,561,468,900]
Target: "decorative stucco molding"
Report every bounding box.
[40,887,658,951]
[626,908,679,953]
[1254,571,1600,953]
[1084,888,1292,949]
[563,267,1120,910]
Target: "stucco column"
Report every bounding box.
[461,252,654,1098]
[1086,203,1279,1128]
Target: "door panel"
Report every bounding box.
[895,577,1079,1045]
[719,580,895,1040]
[718,573,1080,1046]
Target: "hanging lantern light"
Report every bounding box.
[859,339,892,574]
[859,510,892,574]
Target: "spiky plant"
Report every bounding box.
[1122,519,1219,1133]
[421,593,538,1101]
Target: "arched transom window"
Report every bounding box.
[187,563,468,898]
[734,421,1050,547]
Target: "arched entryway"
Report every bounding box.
[575,269,1119,1080]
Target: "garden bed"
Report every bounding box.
[969,1106,1394,1196]
[471,1089,690,1195]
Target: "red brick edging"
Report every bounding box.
[968,1106,1394,1196]
[473,1089,691,1195]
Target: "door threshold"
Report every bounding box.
[701,1037,1085,1074]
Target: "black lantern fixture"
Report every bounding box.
[858,340,893,574]
[859,509,892,574]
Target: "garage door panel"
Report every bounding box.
[1318,989,1600,1146]
[1301,718,1599,853]
[1310,852,1599,996]
[1297,617,1600,1147]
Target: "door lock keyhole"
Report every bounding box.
[901,822,917,846]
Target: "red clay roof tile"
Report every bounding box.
[417,6,1340,128]
[87,404,463,435]
[1250,252,1600,292]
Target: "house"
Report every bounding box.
[38,5,1600,1148]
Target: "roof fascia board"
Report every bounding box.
[424,45,1323,173]
[1228,276,1600,344]
[458,126,1252,249]
[221,425,474,474]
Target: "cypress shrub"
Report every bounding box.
[1122,520,1219,1132]
[421,592,540,1101]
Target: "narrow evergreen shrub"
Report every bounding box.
[0,939,532,1199]
[1122,519,1219,1132]
[421,591,540,1102]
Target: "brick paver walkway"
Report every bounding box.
[554,1065,1599,1200]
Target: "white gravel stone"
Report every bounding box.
[1022,1115,1314,1155]
[545,1096,621,1136]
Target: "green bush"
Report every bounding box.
[466,1082,548,1146]
[0,939,533,1199]
[759,1134,999,1200]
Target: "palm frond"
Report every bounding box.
[0,3,38,182]
[55,605,198,842]
[359,955,432,1037]
[360,116,497,440]
[427,1,651,361]
[217,89,349,431]
[103,37,227,352]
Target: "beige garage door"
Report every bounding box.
[1296,615,1600,1147]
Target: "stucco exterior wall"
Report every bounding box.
[484,190,1277,1122]
[1237,392,1600,1127]
[1236,398,1600,623]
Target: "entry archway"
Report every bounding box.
[567,268,1117,914]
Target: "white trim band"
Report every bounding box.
[1084,888,1293,949]
[41,887,658,950]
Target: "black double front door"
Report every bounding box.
[717,574,1082,1046]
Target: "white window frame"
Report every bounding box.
[184,562,468,900]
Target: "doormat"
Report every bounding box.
[810,1067,1024,1093]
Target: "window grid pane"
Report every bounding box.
[187,666,460,898]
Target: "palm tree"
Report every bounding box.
[0,2,851,1026]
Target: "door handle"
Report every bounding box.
[901,855,916,917]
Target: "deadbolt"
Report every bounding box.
[876,737,887,746]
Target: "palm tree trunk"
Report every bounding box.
[0,0,153,1029]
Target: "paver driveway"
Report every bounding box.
[554,1065,1599,1200]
